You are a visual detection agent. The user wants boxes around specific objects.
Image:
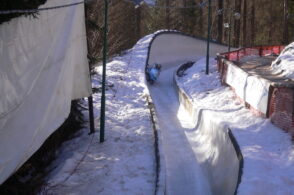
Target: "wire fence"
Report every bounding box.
[0,0,94,14]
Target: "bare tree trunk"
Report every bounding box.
[135,5,141,40]
[165,0,170,29]
[234,0,241,47]
[283,0,289,44]
[182,0,187,32]
[217,0,224,43]
[268,2,273,44]
[250,3,255,46]
[242,0,247,46]
[199,1,204,35]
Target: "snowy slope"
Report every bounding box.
[42,35,156,195]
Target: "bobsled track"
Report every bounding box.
[146,31,242,195]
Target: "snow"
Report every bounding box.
[177,58,294,194]
[41,32,294,195]
[271,42,294,79]
[132,0,155,6]
[41,35,157,195]
[177,58,221,99]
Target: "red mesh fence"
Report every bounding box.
[219,45,285,61]
[268,87,294,136]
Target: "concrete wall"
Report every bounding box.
[147,32,229,69]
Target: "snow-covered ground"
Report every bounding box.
[41,32,294,195]
[42,35,157,195]
[177,57,294,194]
[272,42,294,79]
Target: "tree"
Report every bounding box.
[250,2,255,46]
[233,0,241,47]
[283,0,289,44]
[217,0,224,43]
[242,0,247,46]
[165,0,170,28]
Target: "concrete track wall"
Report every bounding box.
[147,31,229,69]
[174,68,242,195]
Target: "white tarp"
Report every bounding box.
[226,64,270,114]
[0,0,91,184]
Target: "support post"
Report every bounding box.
[88,96,95,134]
[100,0,108,143]
[84,1,95,135]
[206,0,212,75]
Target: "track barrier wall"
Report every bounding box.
[174,71,242,195]
[217,45,294,137]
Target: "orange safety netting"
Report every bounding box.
[218,45,285,61]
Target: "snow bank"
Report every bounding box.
[177,58,294,194]
[271,42,294,79]
[177,58,221,98]
[42,34,157,195]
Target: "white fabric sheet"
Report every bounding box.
[0,0,91,184]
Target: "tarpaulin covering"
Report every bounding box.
[0,0,91,184]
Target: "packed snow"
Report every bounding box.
[41,35,156,195]
[272,42,294,79]
[177,58,294,194]
[40,32,294,195]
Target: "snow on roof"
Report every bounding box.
[271,42,294,79]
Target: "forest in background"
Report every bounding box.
[85,0,294,65]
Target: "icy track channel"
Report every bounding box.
[146,31,238,195]
[149,66,212,194]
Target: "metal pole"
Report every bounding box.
[206,0,211,75]
[88,96,95,134]
[84,1,95,135]
[100,0,108,143]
